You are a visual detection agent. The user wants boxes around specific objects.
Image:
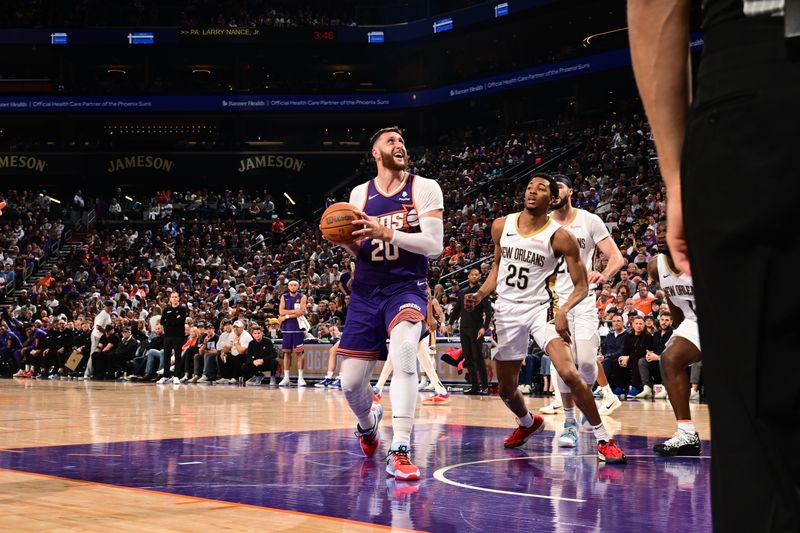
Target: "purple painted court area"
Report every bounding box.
[0,424,711,531]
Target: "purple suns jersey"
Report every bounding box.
[349,174,444,286]
[281,291,303,333]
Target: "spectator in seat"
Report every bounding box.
[601,314,628,394]
[621,298,644,328]
[242,324,279,385]
[637,312,673,399]
[632,281,656,315]
[42,317,71,378]
[193,322,219,383]
[174,325,200,382]
[614,270,637,297]
[130,324,165,382]
[70,321,92,377]
[0,322,22,376]
[614,316,652,396]
[90,325,129,378]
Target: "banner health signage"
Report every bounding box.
[0,38,703,114]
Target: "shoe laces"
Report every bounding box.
[665,430,695,447]
[388,445,412,465]
[600,439,621,452]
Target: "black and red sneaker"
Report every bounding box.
[597,439,627,464]
[503,414,545,448]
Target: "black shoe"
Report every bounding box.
[653,431,701,457]
[463,386,480,395]
[478,387,490,395]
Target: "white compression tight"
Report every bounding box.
[388,321,423,449]
[341,357,378,431]
[554,336,600,393]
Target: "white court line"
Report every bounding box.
[178,461,203,465]
[433,453,711,502]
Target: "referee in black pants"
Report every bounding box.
[159,290,187,383]
[630,1,800,530]
[448,269,492,395]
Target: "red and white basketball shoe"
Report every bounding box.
[503,413,545,448]
[355,403,382,457]
[386,445,421,481]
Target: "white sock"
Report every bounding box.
[677,420,696,434]
[602,385,613,398]
[563,407,576,424]
[388,321,423,450]
[519,412,533,428]
[340,358,377,430]
[325,371,334,378]
[592,423,610,443]
[298,369,304,379]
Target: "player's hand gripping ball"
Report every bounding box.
[319,202,360,243]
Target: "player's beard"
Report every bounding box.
[380,150,407,171]
[551,193,569,211]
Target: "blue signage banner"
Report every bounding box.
[0,37,703,113]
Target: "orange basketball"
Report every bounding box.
[319,202,360,243]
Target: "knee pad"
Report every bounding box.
[394,339,418,375]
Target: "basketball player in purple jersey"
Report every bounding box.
[277,280,307,387]
[332,126,443,481]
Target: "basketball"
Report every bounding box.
[319,202,360,243]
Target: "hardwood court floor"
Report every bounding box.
[0,379,711,532]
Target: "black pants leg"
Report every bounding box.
[460,329,479,388]
[460,329,487,388]
[90,351,105,377]
[161,336,182,378]
[683,19,800,531]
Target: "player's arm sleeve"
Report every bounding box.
[388,177,444,258]
[389,216,443,258]
[349,185,367,210]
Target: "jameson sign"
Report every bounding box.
[237,154,305,173]
[0,154,48,173]
[0,152,360,181]
[107,155,176,174]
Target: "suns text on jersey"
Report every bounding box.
[501,246,546,267]
[378,212,406,229]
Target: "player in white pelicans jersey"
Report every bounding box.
[466,173,626,463]
[648,221,702,457]
[544,175,626,446]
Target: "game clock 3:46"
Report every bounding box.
[312,30,336,41]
